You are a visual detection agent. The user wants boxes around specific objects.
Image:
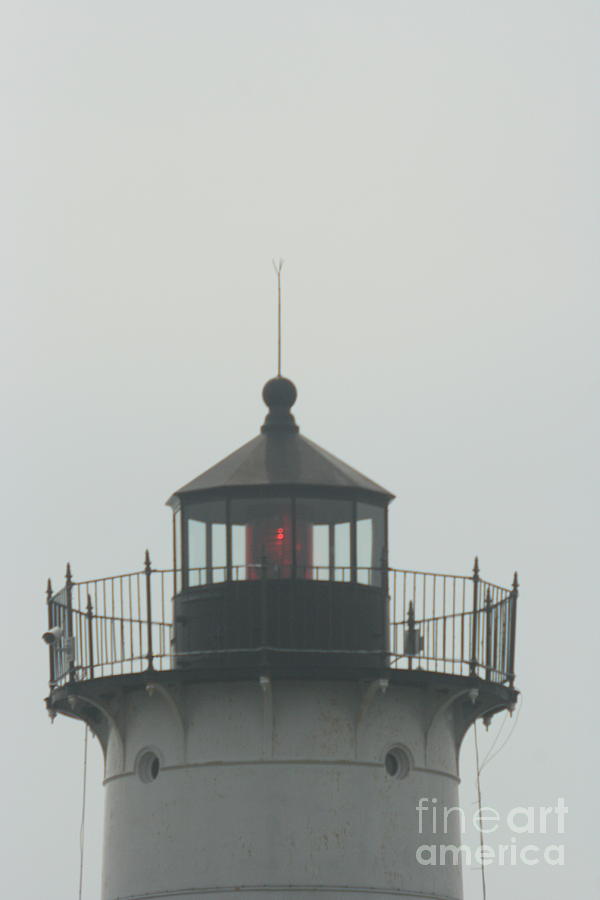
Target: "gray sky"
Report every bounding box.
[1,1,598,897]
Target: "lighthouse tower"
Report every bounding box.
[45,376,518,900]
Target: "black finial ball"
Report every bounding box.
[262,376,297,411]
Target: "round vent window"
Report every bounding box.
[384,746,411,779]
[137,749,161,783]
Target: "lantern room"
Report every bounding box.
[167,377,394,668]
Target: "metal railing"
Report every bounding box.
[45,555,518,689]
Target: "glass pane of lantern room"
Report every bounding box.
[294,498,353,581]
[231,523,246,581]
[230,498,293,579]
[311,525,329,581]
[356,516,371,584]
[184,499,227,586]
[187,518,206,586]
[335,521,351,581]
[356,502,386,586]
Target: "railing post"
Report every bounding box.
[484,588,492,681]
[469,556,480,676]
[145,550,154,671]
[46,578,55,687]
[66,563,76,682]
[508,572,519,688]
[407,601,416,671]
[380,550,389,657]
[86,593,95,680]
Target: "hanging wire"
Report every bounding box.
[473,721,487,900]
[472,698,522,899]
[479,698,523,775]
[478,711,510,772]
[78,726,89,900]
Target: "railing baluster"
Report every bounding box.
[484,588,492,680]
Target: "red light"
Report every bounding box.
[276,528,285,542]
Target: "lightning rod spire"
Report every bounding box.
[273,258,284,376]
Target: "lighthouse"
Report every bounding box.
[45,375,518,900]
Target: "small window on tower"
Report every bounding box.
[384,746,411,780]
[136,749,161,783]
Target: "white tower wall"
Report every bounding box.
[100,678,466,900]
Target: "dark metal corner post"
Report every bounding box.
[469,556,480,676]
[145,550,154,671]
[66,562,75,683]
[86,593,95,680]
[46,578,55,687]
[381,546,390,656]
[508,571,519,689]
